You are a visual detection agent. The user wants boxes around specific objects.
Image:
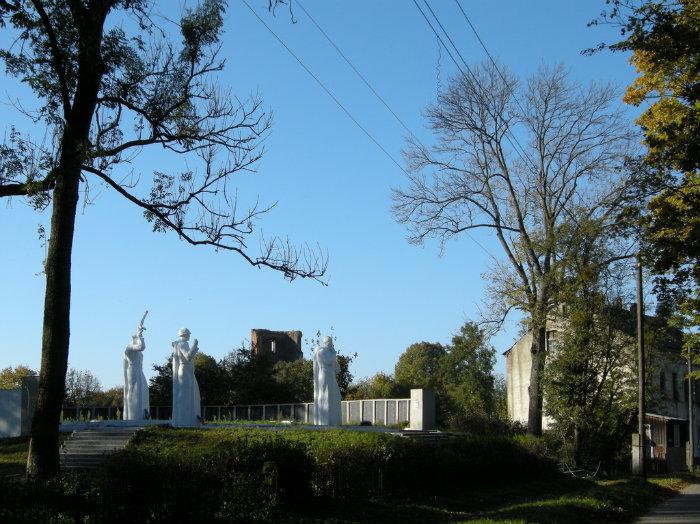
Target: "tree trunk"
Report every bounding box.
[527,325,547,436]
[25,9,105,477]
[26,167,81,478]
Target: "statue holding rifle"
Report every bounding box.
[123,311,150,420]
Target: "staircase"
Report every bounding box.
[60,427,141,470]
[399,429,450,440]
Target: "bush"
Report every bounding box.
[0,428,559,522]
[109,427,558,512]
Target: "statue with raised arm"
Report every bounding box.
[171,327,201,426]
[123,311,150,420]
[313,336,342,426]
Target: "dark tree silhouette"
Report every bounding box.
[0,0,325,477]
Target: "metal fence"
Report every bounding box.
[61,398,411,426]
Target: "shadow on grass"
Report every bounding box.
[292,477,683,524]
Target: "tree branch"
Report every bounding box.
[30,0,71,117]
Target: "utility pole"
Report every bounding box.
[637,251,646,479]
[688,350,695,472]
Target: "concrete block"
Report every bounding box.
[409,389,436,431]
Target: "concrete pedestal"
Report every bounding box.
[631,432,645,475]
[409,389,436,431]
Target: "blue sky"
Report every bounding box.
[1,0,640,390]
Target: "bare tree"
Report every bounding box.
[0,0,325,477]
[393,62,636,436]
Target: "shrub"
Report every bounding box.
[0,427,559,521]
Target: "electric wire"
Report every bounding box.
[416,0,540,174]
[295,0,418,143]
[295,0,497,260]
[241,0,498,262]
[452,0,596,226]
[452,0,530,130]
[240,0,407,175]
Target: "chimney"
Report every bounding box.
[629,302,637,316]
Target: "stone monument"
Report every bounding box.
[171,327,201,426]
[123,311,150,420]
[312,336,341,426]
[409,388,436,431]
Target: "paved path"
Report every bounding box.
[636,483,700,523]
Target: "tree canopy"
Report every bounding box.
[0,365,37,389]
[542,218,638,468]
[594,0,700,362]
[390,321,504,430]
[394,341,445,392]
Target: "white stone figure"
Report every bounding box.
[123,311,150,420]
[313,336,342,426]
[171,327,201,426]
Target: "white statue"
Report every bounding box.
[123,311,150,420]
[313,336,342,426]
[171,327,201,426]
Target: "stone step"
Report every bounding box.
[63,439,133,446]
[61,452,112,459]
[61,447,124,455]
[63,443,127,449]
[70,431,139,438]
[60,427,141,470]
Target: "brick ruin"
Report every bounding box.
[250,329,303,362]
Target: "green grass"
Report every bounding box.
[290,474,695,523]
[0,436,29,476]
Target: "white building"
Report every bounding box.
[504,307,700,471]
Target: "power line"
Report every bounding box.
[415,0,540,174]
[409,0,537,262]
[296,0,499,262]
[411,0,465,89]
[241,0,499,263]
[295,0,418,142]
[452,0,595,225]
[240,0,407,175]
[452,0,530,125]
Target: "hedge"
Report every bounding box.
[0,427,557,522]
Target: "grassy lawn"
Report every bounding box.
[295,474,693,523]
[0,436,28,476]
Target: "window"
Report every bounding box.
[546,331,557,353]
[673,373,680,401]
[684,378,690,402]
[660,372,666,396]
[674,423,681,448]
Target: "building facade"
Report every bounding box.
[504,310,699,471]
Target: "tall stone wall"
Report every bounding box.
[251,329,303,362]
[0,375,39,438]
[0,389,22,438]
[505,333,553,430]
